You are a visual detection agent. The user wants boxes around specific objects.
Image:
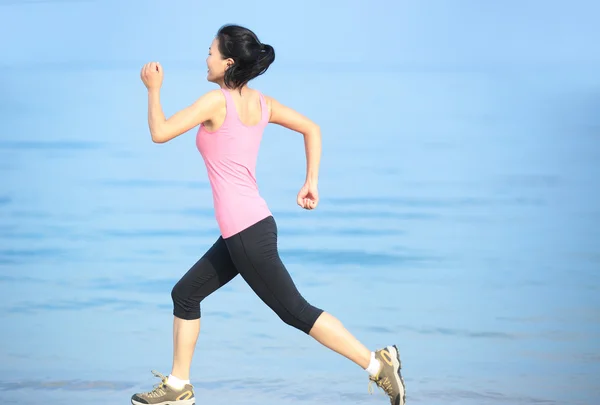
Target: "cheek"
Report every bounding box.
[208,58,219,71]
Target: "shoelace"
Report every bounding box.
[368,374,394,398]
[144,370,169,398]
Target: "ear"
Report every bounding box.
[225,58,234,69]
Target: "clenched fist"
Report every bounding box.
[297,181,319,210]
[140,61,163,90]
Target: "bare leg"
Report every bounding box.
[308,311,371,369]
[170,317,201,380]
[309,312,406,404]
[168,237,239,381]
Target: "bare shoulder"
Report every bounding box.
[198,88,226,106]
[262,94,319,134]
[262,93,279,112]
[193,89,226,124]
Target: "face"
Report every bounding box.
[206,38,232,84]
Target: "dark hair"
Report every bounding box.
[216,24,275,90]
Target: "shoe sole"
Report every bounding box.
[388,345,406,405]
[131,399,195,405]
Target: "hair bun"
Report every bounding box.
[217,24,276,89]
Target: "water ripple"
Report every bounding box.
[283,210,437,220]
[328,196,490,208]
[6,297,146,314]
[0,140,104,150]
[422,388,559,404]
[400,325,520,339]
[0,275,60,285]
[327,195,545,208]
[0,248,67,260]
[89,278,176,293]
[5,210,53,219]
[97,179,209,189]
[0,380,135,391]
[177,208,436,221]
[100,228,215,238]
[282,227,404,237]
[280,248,437,266]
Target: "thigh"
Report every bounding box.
[174,236,239,301]
[225,217,307,312]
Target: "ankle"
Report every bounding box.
[365,352,381,377]
[169,367,190,381]
[167,374,190,390]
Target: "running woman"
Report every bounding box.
[134,24,405,405]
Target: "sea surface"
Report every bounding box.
[1,1,599,404]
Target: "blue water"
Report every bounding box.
[1,1,600,404]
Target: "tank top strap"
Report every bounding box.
[218,88,236,125]
[219,88,233,108]
[219,88,268,126]
[257,91,269,125]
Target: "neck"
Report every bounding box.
[217,82,249,95]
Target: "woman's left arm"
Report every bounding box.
[264,94,322,210]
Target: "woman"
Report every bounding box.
[134,24,405,405]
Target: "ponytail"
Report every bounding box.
[217,25,276,90]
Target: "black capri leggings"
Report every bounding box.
[171,215,324,334]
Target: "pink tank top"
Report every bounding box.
[196,88,272,238]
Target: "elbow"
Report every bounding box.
[150,131,167,144]
[306,123,320,137]
[149,121,168,143]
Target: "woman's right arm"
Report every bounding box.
[147,89,224,144]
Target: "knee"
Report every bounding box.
[171,281,201,320]
[170,281,185,305]
[277,298,323,334]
